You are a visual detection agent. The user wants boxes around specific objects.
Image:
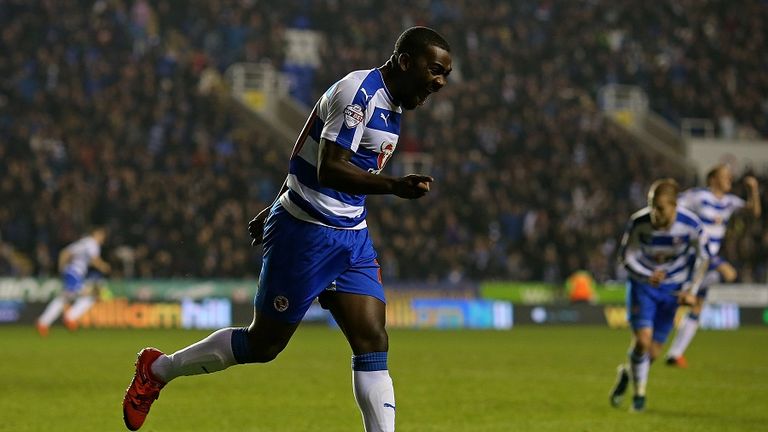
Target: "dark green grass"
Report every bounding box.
[1,325,766,431]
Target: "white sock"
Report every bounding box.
[151,328,237,383]
[629,352,650,396]
[64,296,95,321]
[38,296,67,327]
[353,370,396,432]
[667,313,700,358]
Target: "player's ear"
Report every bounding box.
[397,53,411,72]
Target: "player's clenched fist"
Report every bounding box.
[649,269,667,287]
[248,207,270,247]
[393,174,434,199]
[744,175,758,191]
[676,291,696,306]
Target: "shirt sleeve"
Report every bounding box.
[320,77,368,152]
[695,225,710,260]
[677,190,697,211]
[69,240,87,257]
[729,194,746,211]
[686,223,711,292]
[86,239,100,261]
[618,219,653,278]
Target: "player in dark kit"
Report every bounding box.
[122,27,451,432]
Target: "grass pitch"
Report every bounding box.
[1,325,766,432]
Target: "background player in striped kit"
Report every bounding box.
[122,27,452,432]
[609,179,710,412]
[665,164,761,367]
[36,226,110,336]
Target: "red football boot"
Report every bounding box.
[665,355,689,368]
[36,322,49,337]
[122,348,166,430]
[63,316,78,332]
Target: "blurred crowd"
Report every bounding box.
[1,0,767,284]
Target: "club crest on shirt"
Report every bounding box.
[273,295,289,312]
[344,104,364,128]
[375,141,396,173]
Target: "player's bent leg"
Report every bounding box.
[716,262,737,283]
[648,340,665,363]
[667,277,712,366]
[150,328,240,383]
[666,306,700,368]
[63,295,96,331]
[353,359,395,432]
[628,328,652,411]
[150,312,300,383]
[609,364,630,408]
[36,293,72,335]
[40,274,83,334]
[614,280,652,410]
[123,348,166,431]
[324,293,388,355]
[631,394,646,413]
[323,291,395,432]
[122,312,300,430]
[237,311,302,363]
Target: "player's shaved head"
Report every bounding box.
[705,163,735,194]
[648,178,679,229]
[384,26,452,110]
[90,225,109,243]
[706,164,729,185]
[648,178,680,201]
[393,26,451,58]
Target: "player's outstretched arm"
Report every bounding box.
[684,226,711,298]
[58,249,72,272]
[617,218,654,282]
[318,138,433,199]
[744,176,761,218]
[90,256,111,275]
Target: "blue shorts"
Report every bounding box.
[254,202,384,323]
[626,279,681,343]
[62,271,84,293]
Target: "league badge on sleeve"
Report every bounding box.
[344,104,364,128]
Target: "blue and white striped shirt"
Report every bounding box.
[280,69,402,229]
[619,206,709,286]
[678,188,744,257]
[62,236,100,278]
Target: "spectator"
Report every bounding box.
[2,0,766,284]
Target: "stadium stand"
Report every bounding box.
[1,0,766,282]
